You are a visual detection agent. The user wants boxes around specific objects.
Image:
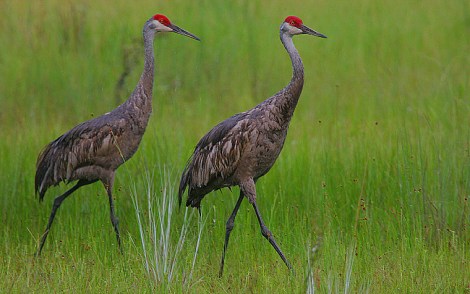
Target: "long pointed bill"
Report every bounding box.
[300,24,327,38]
[170,24,201,41]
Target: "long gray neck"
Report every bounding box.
[137,28,155,99]
[123,26,155,113]
[282,32,304,92]
[117,24,155,133]
[269,32,304,122]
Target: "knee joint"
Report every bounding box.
[225,219,235,232]
[111,216,119,225]
[261,227,272,239]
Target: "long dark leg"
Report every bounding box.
[219,192,244,277]
[104,182,122,253]
[36,179,95,256]
[252,200,292,272]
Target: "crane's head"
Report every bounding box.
[149,14,200,41]
[281,16,327,38]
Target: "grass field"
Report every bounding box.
[0,0,469,292]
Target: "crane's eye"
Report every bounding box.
[290,21,296,26]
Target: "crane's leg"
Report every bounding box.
[219,192,244,277]
[251,201,292,271]
[36,179,95,256]
[103,178,122,254]
[240,178,292,272]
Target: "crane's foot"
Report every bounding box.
[35,229,51,257]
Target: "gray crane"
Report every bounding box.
[179,16,326,276]
[35,14,199,256]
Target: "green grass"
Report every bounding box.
[1,0,469,292]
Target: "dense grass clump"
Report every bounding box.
[0,0,468,292]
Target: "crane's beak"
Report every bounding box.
[300,24,327,38]
[170,24,201,41]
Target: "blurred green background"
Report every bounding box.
[0,0,468,292]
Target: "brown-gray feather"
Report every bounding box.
[179,112,249,207]
[178,98,295,208]
[35,111,143,201]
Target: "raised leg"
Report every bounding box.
[219,192,244,277]
[104,182,122,254]
[36,179,95,256]
[252,201,292,271]
[240,178,292,272]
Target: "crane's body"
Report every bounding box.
[35,14,199,256]
[179,16,326,276]
[36,75,152,199]
[180,89,298,208]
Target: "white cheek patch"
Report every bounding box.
[289,26,302,35]
[152,20,173,32]
[282,23,302,35]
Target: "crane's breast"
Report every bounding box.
[248,126,288,179]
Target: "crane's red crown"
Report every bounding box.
[153,14,171,26]
[284,16,303,28]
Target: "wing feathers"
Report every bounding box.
[35,118,126,200]
[179,114,251,207]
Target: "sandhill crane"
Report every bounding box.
[35,14,199,256]
[179,16,326,276]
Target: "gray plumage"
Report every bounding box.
[35,14,199,256]
[179,16,326,276]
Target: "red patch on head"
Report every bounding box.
[153,14,171,26]
[284,16,303,28]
